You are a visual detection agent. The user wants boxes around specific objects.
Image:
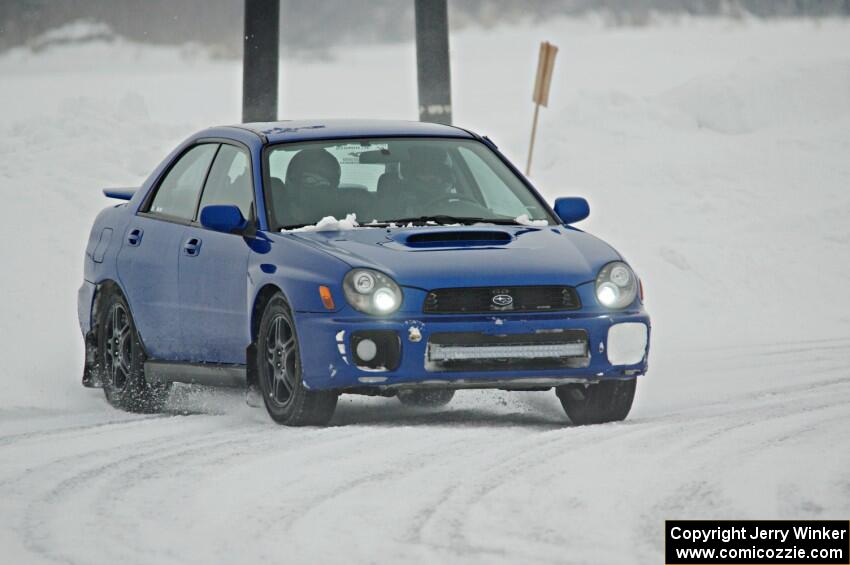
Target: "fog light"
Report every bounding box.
[607,323,647,365]
[355,338,378,362]
[351,330,401,371]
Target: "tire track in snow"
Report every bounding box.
[17,425,257,564]
[0,413,166,447]
[392,419,668,563]
[406,346,850,563]
[12,421,370,565]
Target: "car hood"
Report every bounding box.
[278,225,621,289]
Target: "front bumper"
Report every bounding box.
[295,309,651,391]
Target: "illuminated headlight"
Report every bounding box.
[595,261,638,309]
[373,288,397,312]
[343,268,402,315]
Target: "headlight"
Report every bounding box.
[343,268,403,315]
[595,261,638,309]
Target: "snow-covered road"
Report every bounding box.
[3,338,849,564]
[1,16,849,564]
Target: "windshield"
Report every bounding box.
[264,137,554,229]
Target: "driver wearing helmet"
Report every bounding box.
[283,148,341,225]
[401,147,456,208]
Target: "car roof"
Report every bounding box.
[232,119,475,144]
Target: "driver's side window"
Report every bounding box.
[198,144,254,220]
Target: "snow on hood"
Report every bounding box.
[281,225,620,288]
[282,213,359,232]
[514,214,548,227]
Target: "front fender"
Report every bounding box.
[248,232,354,318]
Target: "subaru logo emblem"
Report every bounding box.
[492,294,513,307]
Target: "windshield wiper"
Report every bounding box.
[381,215,523,226]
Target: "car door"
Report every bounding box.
[178,143,255,364]
[117,143,219,360]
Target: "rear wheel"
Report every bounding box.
[397,388,455,408]
[556,379,636,425]
[97,288,169,413]
[256,294,337,426]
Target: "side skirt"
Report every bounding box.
[145,361,247,388]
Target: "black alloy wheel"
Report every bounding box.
[256,294,337,426]
[98,288,169,413]
[264,313,299,408]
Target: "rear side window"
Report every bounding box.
[148,144,218,220]
[198,144,254,220]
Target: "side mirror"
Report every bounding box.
[553,197,590,225]
[200,205,248,234]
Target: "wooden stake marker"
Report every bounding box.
[526,41,558,177]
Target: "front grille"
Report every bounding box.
[423,286,581,314]
[426,330,590,372]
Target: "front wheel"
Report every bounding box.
[256,294,337,426]
[556,378,636,425]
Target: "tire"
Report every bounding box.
[256,294,337,426]
[97,288,169,413]
[397,388,455,408]
[556,378,636,425]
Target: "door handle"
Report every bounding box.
[183,237,202,257]
[127,228,143,247]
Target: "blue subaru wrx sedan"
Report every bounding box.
[78,119,650,426]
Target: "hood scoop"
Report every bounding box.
[401,229,513,248]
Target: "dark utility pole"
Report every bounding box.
[242,0,280,123]
[414,0,452,125]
